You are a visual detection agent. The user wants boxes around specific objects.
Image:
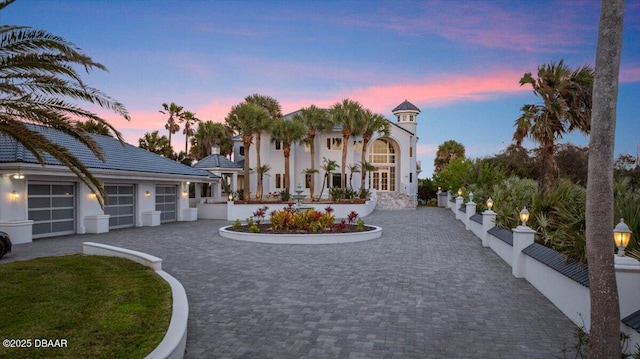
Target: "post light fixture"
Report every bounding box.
[614,218,632,256]
[437,186,441,192]
[228,192,234,201]
[144,191,151,198]
[486,197,493,210]
[519,206,530,226]
[457,188,463,197]
[468,191,474,203]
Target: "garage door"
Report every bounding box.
[104,184,135,229]
[155,185,177,223]
[28,183,76,238]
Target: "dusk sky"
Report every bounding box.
[4,0,639,178]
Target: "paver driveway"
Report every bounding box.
[4,207,578,358]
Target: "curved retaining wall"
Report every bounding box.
[82,242,188,359]
[219,225,383,244]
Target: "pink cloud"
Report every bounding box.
[621,66,640,83]
[339,1,597,52]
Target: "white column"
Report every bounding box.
[465,202,476,230]
[481,210,496,247]
[454,196,464,220]
[615,256,640,318]
[512,225,535,278]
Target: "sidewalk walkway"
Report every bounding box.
[4,207,578,358]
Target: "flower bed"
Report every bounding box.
[219,205,383,244]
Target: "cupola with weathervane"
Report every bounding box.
[392,100,420,135]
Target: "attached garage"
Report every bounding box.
[104,184,135,229]
[27,183,76,239]
[155,185,177,223]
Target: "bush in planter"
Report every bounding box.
[280,189,291,202]
[329,187,344,201]
[358,188,371,200]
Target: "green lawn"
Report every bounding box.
[0,255,172,359]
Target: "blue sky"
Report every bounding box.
[4,0,639,178]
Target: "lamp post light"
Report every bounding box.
[228,192,234,201]
[486,197,494,211]
[468,191,474,203]
[457,188,463,198]
[614,218,632,256]
[519,206,530,227]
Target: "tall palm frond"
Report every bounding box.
[0,17,130,208]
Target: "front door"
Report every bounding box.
[371,167,391,191]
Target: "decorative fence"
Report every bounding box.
[439,191,640,350]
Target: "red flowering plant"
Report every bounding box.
[347,211,359,224]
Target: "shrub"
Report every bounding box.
[279,189,291,201]
[358,188,371,200]
[267,207,335,232]
[232,219,242,230]
[248,224,260,233]
[329,187,344,201]
[357,218,365,232]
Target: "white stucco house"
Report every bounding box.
[0,125,219,244]
[228,100,422,209]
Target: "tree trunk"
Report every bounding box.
[586,1,625,358]
[361,136,370,190]
[341,133,349,189]
[284,145,291,192]
[242,136,252,201]
[309,134,316,199]
[255,132,262,199]
[540,143,558,193]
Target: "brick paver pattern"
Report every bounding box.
[4,207,578,358]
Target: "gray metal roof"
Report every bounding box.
[194,154,243,169]
[392,100,420,113]
[0,125,218,179]
[522,243,590,287]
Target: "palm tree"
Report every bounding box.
[225,101,269,201]
[331,99,366,189]
[189,121,234,160]
[293,105,333,199]
[361,110,390,189]
[318,157,339,200]
[585,1,624,356]
[180,111,199,155]
[0,9,130,208]
[434,140,465,173]
[513,60,594,193]
[255,164,271,200]
[245,94,281,199]
[75,119,113,137]
[270,117,307,192]
[138,130,172,157]
[359,160,376,189]
[347,163,360,190]
[159,102,183,149]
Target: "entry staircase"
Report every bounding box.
[375,192,417,210]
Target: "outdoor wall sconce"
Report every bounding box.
[614,218,632,256]
[10,189,20,201]
[519,206,530,226]
[182,191,188,198]
[144,191,151,198]
[457,188,463,197]
[486,197,493,210]
[13,173,24,179]
[89,192,97,200]
[468,192,474,203]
